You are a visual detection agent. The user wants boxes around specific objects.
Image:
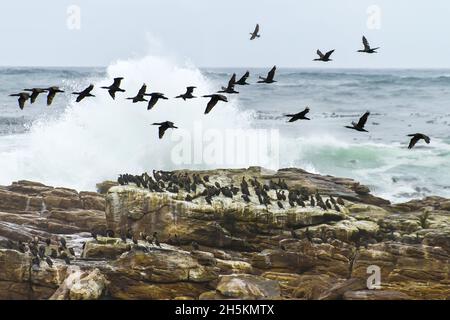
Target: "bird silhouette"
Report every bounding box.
[202,94,228,114]
[45,86,65,106]
[314,49,335,62]
[285,107,311,122]
[258,66,277,83]
[101,77,125,100]
[147,93,169,110]
[407,133,430,149]
[127,84,149,103]
[358,36,380,54]
[24,88,47,104]
[72,84,95,103]
[218,74,239,94]
[249,24,260,40]
[175,86,197,100]
[345,111,370,132]
[152,121,178,139]
[9,92,30,110]
[235,71,250,85]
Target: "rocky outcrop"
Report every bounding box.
[0,168,449,300]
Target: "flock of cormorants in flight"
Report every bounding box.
[9,26,430,148]
[6,25,438,268]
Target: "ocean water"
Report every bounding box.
[1,56,450,203]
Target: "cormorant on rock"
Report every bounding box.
[334,204,341,212]
[257,66,277,83]
[218,74,239,94]
[407,133,430,149]
[18,241,27,253]
[9,92,30,110]
[345,111,370,132]
[185,194,193,202]
[358,36,380,54]
[147,93,169,110]
[191,241,200,251]
[277,201,284,209]
[314,49,335,62]
[241,194,251,203]
[72,84,95,103]
[59,237,67,248]
[205,196,212,205]
[152,121,178,139]
[249,24,260,40]
[101,77,125,100]
[106,229,115,238]
[127,84,149,103]
[235,71,250,85]
[175,86,197,100]
[45,257,53,268]
[326,199,332,209]
[337,197,345,206]
[31,257,40,271]
[203,175,210,183]
[91,232,98,240]
[45,86,65,106]
[60,252,71,265]
[45,238,51,246]
[286,107,311,122]
[24,88,47,104]
[202,94,228,114]
[310,196,316,207]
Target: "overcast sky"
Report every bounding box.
[1,0,449,68]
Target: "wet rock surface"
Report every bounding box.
[0,167,448,300]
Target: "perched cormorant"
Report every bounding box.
[9,92,30,110]
[241,194,251,203]
[152,121,178,139]
[72,84,95,103]
[250,24,260,40]
[314,49,335,62]
[191,241,200,251]
[407,133,431,149]
[202,94,228,114]
[175,86,197,100]
[358,36,380,54]
[345,111,370,132]
[218,74,239,94]
[147,93,168,110]
[101,77,125,100]
[285,107,311,122]
[45,257,53,268]
[59,237,67,248]
[235,71,250,85]
[45,86,65,106]
[127,84,149,103]
[257,66,277,83]
[24,88,47,104]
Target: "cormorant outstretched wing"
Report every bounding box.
[113,77,124,87]
[362,36,370,50]
[357,111,370,128]
[267,66,276,81]
[324,50,335,60]
[317,50,325,59]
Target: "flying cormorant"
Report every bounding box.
[147,93,169,110]
[407,133,431,149]
[314,49,335,62]
[235,71,250,85]
[152,121,178,139]
[45,86,64,106]
[358,36,380,54]
[175,86,197,100]
[101,77,125,100]
[9,92,30,110]
[345,111,370,132]
[24,88,47,104]
[72,84,95,103]
[218,74,239,94]
[127,84,149,103]
[202,94,228,114]
[285,107,311,122]
[250,24,260,40]
[257,66,277,83]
